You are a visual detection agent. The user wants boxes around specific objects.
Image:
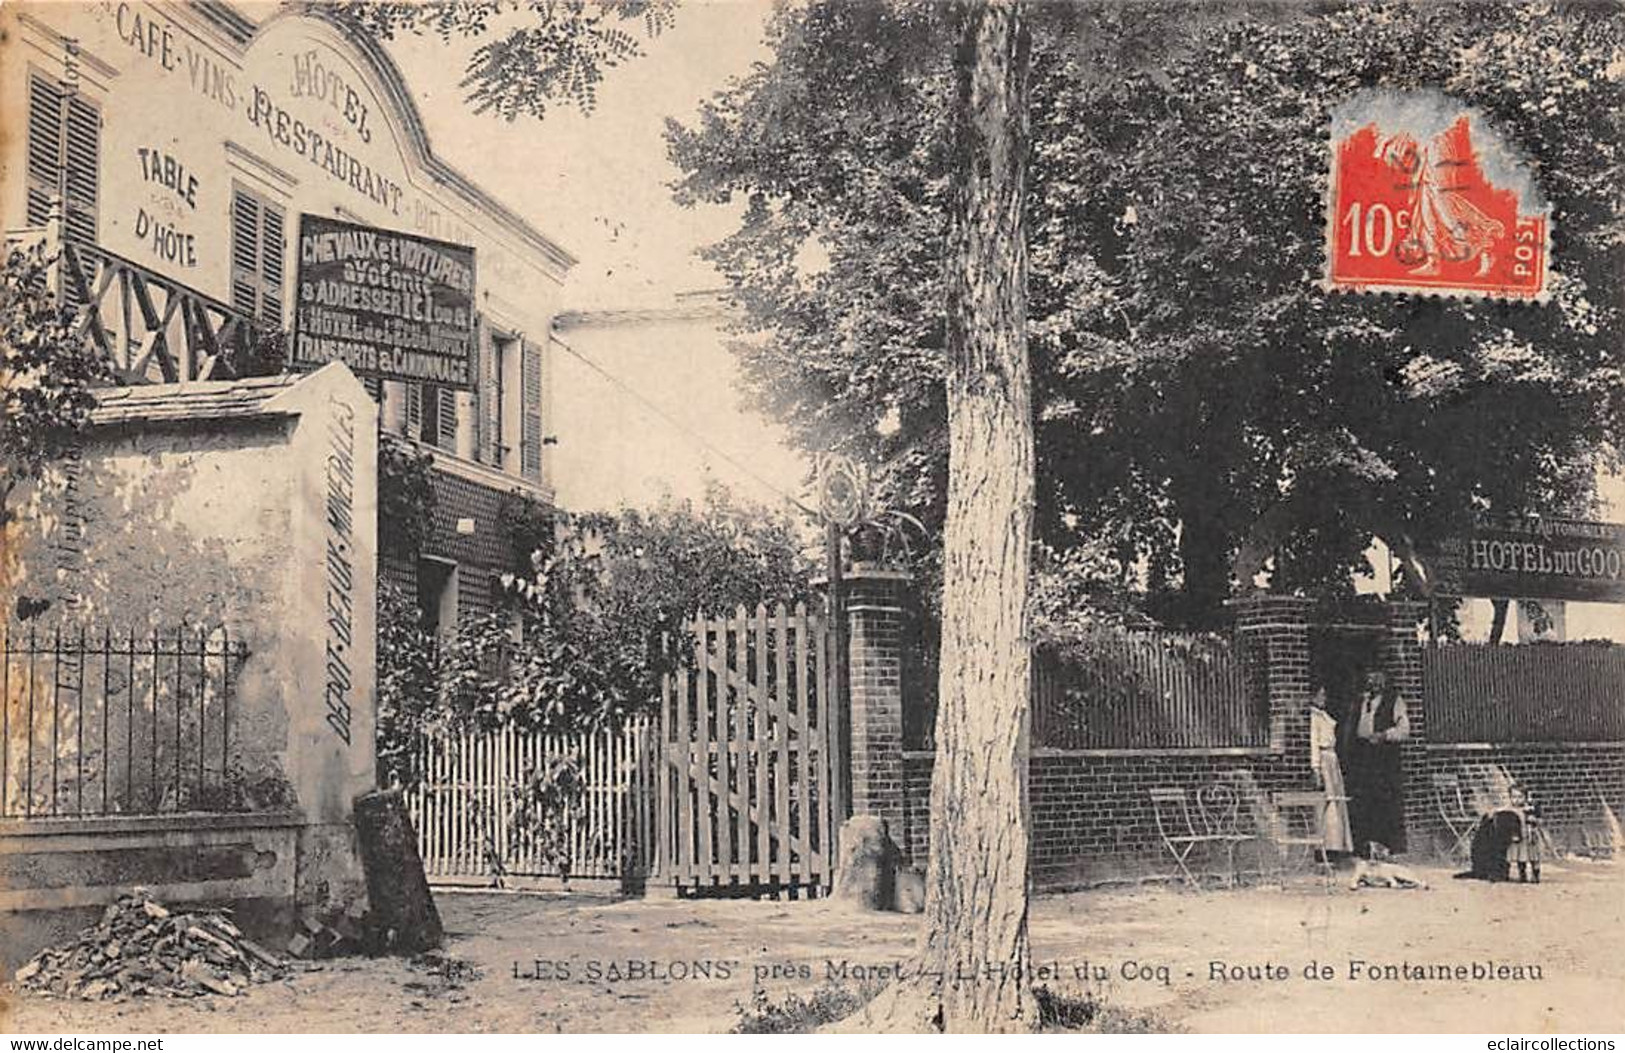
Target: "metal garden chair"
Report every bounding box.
[1434,772,1479,859]
[1151,784,1253,889]
[1270,790,1346,890]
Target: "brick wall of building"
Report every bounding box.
[426,468,528,618]
[383,465,544,621]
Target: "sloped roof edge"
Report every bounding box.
[88,373,303,428]
[198,2,578,275]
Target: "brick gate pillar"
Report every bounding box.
[1231,595,1317,770]
[840,568,912,847]
[1385,599,1432,849]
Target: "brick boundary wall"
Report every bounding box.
[1419,742,1625,856]
[902,747,1305,887]
[869,588,1624,887]
[888,594,1334,886]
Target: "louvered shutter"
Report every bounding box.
[62,93,98,244]
[230,187,285,324]
[473,316,487,463]
[476,317,498,465]
[436,386,458,453]
[230,190,260,316]
[406,383,424,440]
[25,74,62,228]
[259,200,285,323]
[25,74,98,242]
[520,337,543,481]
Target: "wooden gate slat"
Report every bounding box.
[720,607,738,881]
[659,668,673,881]
[677,635,694,885]
[695,619,713,887]
[776,604,796,884]
[755,604,773,882]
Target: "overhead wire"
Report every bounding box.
[546,332,820,519]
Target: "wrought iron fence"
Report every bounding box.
[1,623,250,818]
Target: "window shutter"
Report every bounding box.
[62,93,99,244]
[436,386,458,453]
[406,382,424,440]
[230,189,261,316]
[259,200,285,323]
[25,74,62,228]
[476,317,498,465]
[230,186,285,324]
[521,337,543,481]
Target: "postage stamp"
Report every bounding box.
[1326,89,1551,301]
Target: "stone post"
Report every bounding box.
[267,364,378,917]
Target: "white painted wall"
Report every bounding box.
[550,301,808,515]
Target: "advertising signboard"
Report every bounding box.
[292,213,476,389]
[1425,516,1625,603]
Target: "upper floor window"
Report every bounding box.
[487,331,517,470]
[26,71,99,244]
[230,184,286,322]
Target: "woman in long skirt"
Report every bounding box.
[1309,688,1354,854]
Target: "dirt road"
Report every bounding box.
[6,857,1621,1033]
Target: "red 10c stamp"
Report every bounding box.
[1326,91,1551,301]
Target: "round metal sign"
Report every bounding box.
[816,454,870,529]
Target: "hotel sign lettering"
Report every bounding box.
[292,214,477,389]
[1426,517,1625,603]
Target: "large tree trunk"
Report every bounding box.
[856,0,1037,1033]
[1488,597,1510,644]
[1168,446,1236,629]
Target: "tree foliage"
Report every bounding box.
[378,433,439,558]
[375,484,812,786]
[0,244,110,526]
[668,0,1625,627]
[336,0,678,121]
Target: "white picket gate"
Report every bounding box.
[409,717,658,884]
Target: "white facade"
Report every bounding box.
[550,293,808,514]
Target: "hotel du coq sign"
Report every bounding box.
[1425,517,1625,604]
[291,214,477,390]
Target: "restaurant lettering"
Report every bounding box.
[111,4,402,216]
[115,1,176,71]
[132,146,198,268]
[293,214,476,388]
[1426,517,1625,603]
[137,148,197,208]
[246,86,404,216]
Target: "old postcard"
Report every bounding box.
[1,0,1622,1037]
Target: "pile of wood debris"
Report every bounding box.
[13,892,288,1000]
